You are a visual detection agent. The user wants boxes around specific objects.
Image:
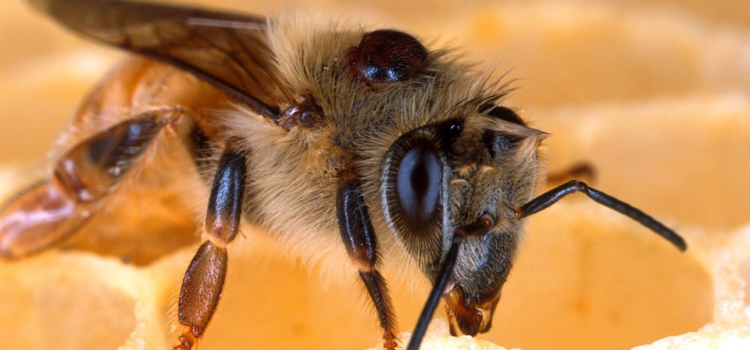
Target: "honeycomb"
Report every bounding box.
[1,1,749,350]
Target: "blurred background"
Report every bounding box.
[0,1,748,350]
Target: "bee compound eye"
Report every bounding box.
[345,29,428,84]
[395,143,441,227]
[384,131,446,264]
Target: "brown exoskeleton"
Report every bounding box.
[0,1,687,349]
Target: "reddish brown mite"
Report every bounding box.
[0,1,687,350]
[345,29,428,84]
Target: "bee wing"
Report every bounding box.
[30,0,291,121]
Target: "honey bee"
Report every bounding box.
[0,1,687,350]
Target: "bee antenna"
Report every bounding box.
[406,234,463,350]
[406,214,494,350]
[516,180,687,251]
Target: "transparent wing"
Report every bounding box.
[30,0,292,120]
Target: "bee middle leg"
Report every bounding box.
[337,170,398,350]
[173,139,246,350]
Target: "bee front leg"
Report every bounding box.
[174,139,246,350]
[337,170,398,350]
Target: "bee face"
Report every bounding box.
[379,109,545,335]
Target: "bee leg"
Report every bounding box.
[0,110,177,260]
[174,139,246,350]
[337,170,398,350]
[0,179,90,260]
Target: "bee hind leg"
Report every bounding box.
[0,109,180,260]
[0,179,91,260]
[174,139,246,350]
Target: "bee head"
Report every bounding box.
[381,106,546,336]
